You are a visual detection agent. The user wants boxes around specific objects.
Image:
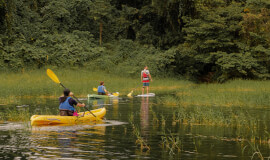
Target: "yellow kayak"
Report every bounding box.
[30,108,106,126]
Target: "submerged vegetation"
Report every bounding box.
[161,131,181,155]
[149,103,270,159]
[159,79,270,108]
[129,114,151,152]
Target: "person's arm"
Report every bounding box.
[149,73,152,81]
[147,71,152,81]
[103,86,108,94]
[70,97,85,107]
[77,103,85,107]
[141,71,143,82]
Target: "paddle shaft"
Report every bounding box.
[59,83,97,118]
[128,84,142,95]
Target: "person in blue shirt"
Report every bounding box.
[97,81,108,95]
[59,88,85,116]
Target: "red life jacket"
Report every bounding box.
[142,72,149,82]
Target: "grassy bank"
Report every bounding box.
[174,80,270,108]
[1,68,270,108]
[0,68,190,104]
[2,68,270,108]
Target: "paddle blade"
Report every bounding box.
[93,88,97,92]
[47,69,61,84]
[127,90,133,97]
[113,92,119,97]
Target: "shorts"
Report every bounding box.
[143,82,149,87]
[98,92,106,95]
[59,109,74,116]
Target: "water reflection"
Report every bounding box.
[140,97,149,137]
[29,122,118,159]
[0,96,270,159]
[88,98,111,108]
[111,98,119,120]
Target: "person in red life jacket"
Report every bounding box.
[141,66,152,95]
[59,88,85,116]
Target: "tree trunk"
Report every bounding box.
[99,22,103,45]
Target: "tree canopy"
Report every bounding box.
[1,0,270,82]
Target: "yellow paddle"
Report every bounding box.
[127,90,133,97]
[127,84,141,97]
[93,87,119,96]
[46,69,100,120]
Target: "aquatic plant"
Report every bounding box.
[242,141,264,160]
[133,125,151,152]
[175,80,270,108]
[161,131,181,155]
[170,105,262,129]
[129,114,150,152]
[4,108,30,122]
[149,106,159,125]
[157,95,179,106]
[161,115,166,127]
[128,114,134,123]
[192,137,203,153]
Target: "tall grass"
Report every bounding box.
[0,68,191,104]
[175,79,270,107]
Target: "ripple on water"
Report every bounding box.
[0,122,29,131]
[31,120,128,132]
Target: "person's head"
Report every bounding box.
[144,66,148,70]
[60,88,71,103]
[63,88,70,97]
[100,81,104,85]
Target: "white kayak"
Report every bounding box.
[136,93,155,97]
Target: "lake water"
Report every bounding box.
[0,95,269,159]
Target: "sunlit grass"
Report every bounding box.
[170,105,264,129]
[0,68,191,105]
[157,95,179,106]
[175,80,270,107]
[0,106,59,122]
[3,108,31,122]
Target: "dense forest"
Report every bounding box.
[1,0,270,82]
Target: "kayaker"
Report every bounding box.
[97,81,108,95]
[141,66,152,95]
[59,88,85,116]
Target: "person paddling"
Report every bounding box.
[141,66,152,95]
[59,88,85,116]
[97,81,108,95]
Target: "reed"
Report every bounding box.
[4,108,31,122]
[157,95,179,106]
[128,114,150,152]
[175,79,270,108]
[161,131,181,155]
[171,106,262,129]
[242,141,265,160]
[149,106,159,125]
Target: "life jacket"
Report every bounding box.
[59,97,75,111]
[97,85,105,93]
[142,71,149,82]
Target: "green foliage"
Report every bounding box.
[1,0,270,82]
[89,39,175,76]
[175,2,270,82]
[1,31,103,70]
